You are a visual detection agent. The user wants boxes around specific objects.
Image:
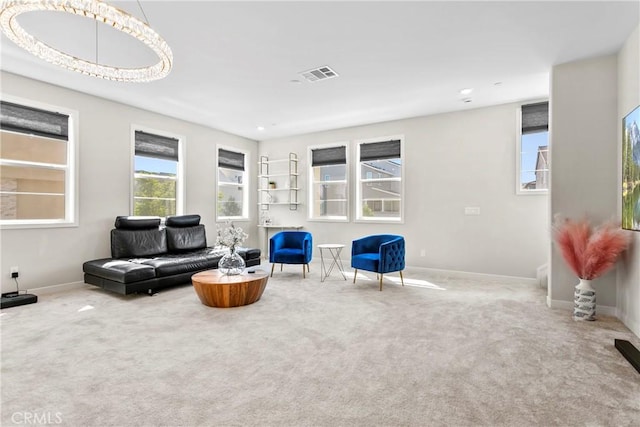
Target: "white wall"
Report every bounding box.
[260,103,549,278]
[549,55,620,308]
[617,25,640,337]
[0,72,259,293]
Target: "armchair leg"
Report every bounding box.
[400,270,404,286]
[307,264,310,272]
[303,264,306,279]
[281,263,283,271]
[270,263,275,277]
[353,269,358,283]
[379,274,383,291]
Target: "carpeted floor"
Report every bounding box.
[1,265,639,427]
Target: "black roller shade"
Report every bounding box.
[312,146,346,167]
[135,130,179,162]
[1,101,69,140]
[522,102,549,134]
[218,148,245,171]
[360,139,401,162]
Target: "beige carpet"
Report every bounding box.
[1,265,639,427]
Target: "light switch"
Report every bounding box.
[464,207,481,215]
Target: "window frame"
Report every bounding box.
[130,125,185,218]
[0,95,79,229]
[216,145,249,222]
[307,142,349,222]
[516,100,549,195]
[354,135,405,224]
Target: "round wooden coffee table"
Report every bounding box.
[191,269,269,308]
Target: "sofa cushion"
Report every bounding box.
[111,228,167,259]
[165,214,201,227]
[237,247,261,261]
[351,253,380,272]
[166,224,207,252]
[83,258,156,284]
[137,249,221,277]
[114,216,161,230]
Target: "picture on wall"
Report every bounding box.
[622,105,640,231]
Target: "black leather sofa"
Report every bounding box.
[83,215,260,295]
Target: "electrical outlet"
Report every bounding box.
[10,266,19,279]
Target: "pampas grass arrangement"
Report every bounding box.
[553,215,631,280]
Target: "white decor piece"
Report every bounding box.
[573,279,596,321]
[0,0,173,82]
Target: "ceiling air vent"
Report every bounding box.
[299,65,339,82]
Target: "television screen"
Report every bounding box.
[622,105,640,231]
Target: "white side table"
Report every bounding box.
[318,244,346,282]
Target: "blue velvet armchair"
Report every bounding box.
[269,231,313,278]
[351,234,405,291]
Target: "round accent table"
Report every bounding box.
[191,269,269,308]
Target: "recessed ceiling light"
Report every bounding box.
[459,88,473,96]
[290,79,302,84]
[494,82,503,86]
[462,98,472,103]
[257,126,265,131]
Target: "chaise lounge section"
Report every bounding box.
[83,215,260,295]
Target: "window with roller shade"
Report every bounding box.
[356,137,403,222]
[308,144,348,221]
[518,101,549,193]
[133,129,182,217]
[0,99,78,227]
[217,147,248,220]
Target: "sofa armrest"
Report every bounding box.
[379,237,405,273]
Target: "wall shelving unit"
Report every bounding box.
[258,152,300,211]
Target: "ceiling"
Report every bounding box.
[1,1,638,141]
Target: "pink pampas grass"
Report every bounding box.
[553,215,631,280]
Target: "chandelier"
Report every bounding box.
[0,0,173,82]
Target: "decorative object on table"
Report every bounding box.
[622,104,640,231]
[552,215,631,321]
[216,221,249,275]
[269,181,277,189]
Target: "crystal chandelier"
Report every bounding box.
[0,0,173,82]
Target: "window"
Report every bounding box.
[0,99,77,227]
[309,144,348,221]
[133,129,182,217]
[356,137,403,222]
[217,147,248,220]
[518,101,549,193]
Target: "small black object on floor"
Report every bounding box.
[1,293,38,309]
[615,339,640,374]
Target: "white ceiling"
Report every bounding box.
[1,1,638,141]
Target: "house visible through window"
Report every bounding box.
[309,144,347,221]
[356,138,403,221]
[519,102,549,192]
[217,147,247,220]
[0,100,76,226]
[133,130,181,217]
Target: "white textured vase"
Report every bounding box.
[573,278,596,321]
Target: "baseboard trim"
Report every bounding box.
[405,265,538,285]
[617,311,640,338]
[549,299,618,317]
[310,260,538,285]
[29,281,87,296]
